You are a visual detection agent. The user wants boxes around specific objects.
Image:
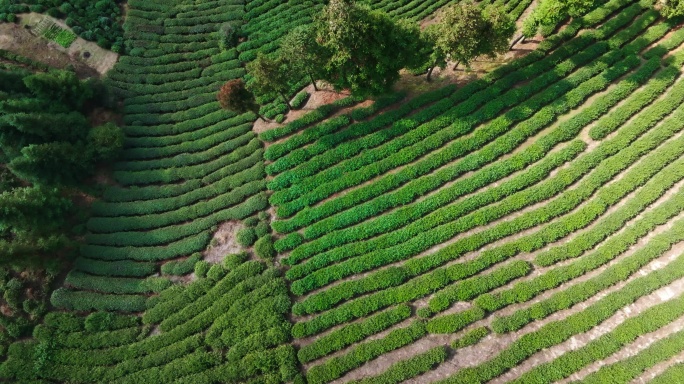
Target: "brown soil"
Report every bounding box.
[491,275,684,383]
[561,315,684,383]
[0,304,13,317]
[167,273,198,285]
[203,221,245,264]
[92,165,120,187]
[419,6,446,29]
[70,190,97,208]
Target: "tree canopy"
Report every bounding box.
[312,0,422,95]
[278,25,324,91]
[0,67,124,262]
[246,53,294,108]
[217,79,263,120]
[422,1,514,80]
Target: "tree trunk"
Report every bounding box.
[258,113,267,122]
[309,73,318,91]
[510,34,525,50]
[452,61,460,71]
[426,58,440,82]
[426,66,435,82]
[279,92,292,110]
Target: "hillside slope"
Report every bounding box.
[5,0,684,382]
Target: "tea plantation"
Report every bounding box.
[4,0,684,382]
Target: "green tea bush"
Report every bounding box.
[112,138,262,186]
[85,312,140,332]
[95,163,263,217]
[264,115,352,161]
[50,289,146,312]
[65,271,170,294]
[350,92,406,121]
[81,230,213,262]
[508,269,684,384]
[350,346,447,384]
[297,304,411,362]
[255,221,270,237]
[490,173,684,333]
[236,227,257,247]
[306,321,427,384]
[288,55,641,293]
[260,95,362,142]
[161,253,203,276]
[452,327,489,349]
[290,90,309,109]
[87,188,266,236]
[73,258,156,278]
[194,261,211,278]
[270,4,648,214]
[254,235,276,259]
[267,85,458,180]
[291,71,684,336]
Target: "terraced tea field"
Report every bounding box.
[5,0,684,382]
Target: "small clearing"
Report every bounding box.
[204,221,245,263]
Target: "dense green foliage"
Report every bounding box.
[0,68,123,263]
[422,1,515,79]
[3,257,299,382]
[6,0,684,382]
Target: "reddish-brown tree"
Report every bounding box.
[217,79,264,120]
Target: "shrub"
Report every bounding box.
[350,346,447,384]
[254,235,276,259]
[236,227,257,247]
[452,327,489,349]
[243,216,259,227]
[290,91,309,109]
[255,221,270,237]
[161,253,202,276]
[194,261,211,278]
[218,22,239,51]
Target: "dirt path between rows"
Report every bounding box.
[491,273,684,383]
[561,315,684,382]
[633,348,684,383]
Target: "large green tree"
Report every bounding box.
[423,1,514,81]
[278,25,325,91]
[0,67,124,263]
[0,69,123,186]
[523,0,596,37]
[0,185,72,259]
[246,52,294,109]
[313,0,422,95]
